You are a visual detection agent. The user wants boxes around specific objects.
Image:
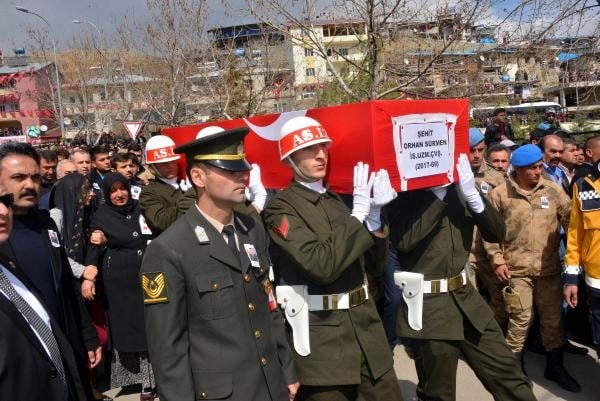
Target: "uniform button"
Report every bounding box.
[126,214,132,220]
[260,357,268,366]
[254,330,262,339]
[200,392,207,399]
[137,250,143,256]
[133,231,139,237]
[243,274,251,283]
[50,370,58,378]
[212,282,220,290]
[248,302,255,311]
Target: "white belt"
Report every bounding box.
[423,269,467,294]
[307,284,369,311]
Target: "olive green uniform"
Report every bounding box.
[388,185,536,401]
[139,178,184,235]
[263,181,402,401]
[141,207,296,401]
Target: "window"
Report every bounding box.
[339,48,349,56]
[306,68,315,77]
[274,103,288,112]
[304,48,313,57]
[302,92,315,99]
[326,48,333,57]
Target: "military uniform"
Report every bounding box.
[484,176,571,352]
[264,181,401,400]
[388,185,535,401]
[139,178,184,235]
[142,208,295,401]
[141,126,296,401]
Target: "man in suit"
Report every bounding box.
[0,183,89,401]
[141,127,298,401]
[0,142,101,382]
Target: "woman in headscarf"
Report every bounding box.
[85,172,155,401]
[49,173,111,401]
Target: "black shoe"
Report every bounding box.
[563,340,589,355]
[544,349,581,392]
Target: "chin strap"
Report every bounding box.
[286,157,315,183]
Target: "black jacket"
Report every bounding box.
[0,209,99,362]
[484,122,515,145]
[0,253,90,401]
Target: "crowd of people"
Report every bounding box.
[0,112,598,401]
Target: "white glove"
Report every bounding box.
[456,153,484,213]
[246,163,267,212]
[351,162,374,223]
[365,169,397,231]
[179,178,191,192]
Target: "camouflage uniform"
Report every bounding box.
[484,175,571,352]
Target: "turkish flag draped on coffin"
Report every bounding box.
[163,99,469,194]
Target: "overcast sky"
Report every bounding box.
[1,0,254,56]
[1,0,596,58]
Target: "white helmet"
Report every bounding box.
[145,135,181,164]
[278,116,332,161]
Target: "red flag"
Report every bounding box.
[0,76,5,86]
[17,70,25,81]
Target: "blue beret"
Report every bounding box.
[511,144,542,167]
[469,128,484,147]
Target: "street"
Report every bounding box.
[99,342,599,400]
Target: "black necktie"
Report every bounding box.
[222,225,240,260]
[0,267,67,386]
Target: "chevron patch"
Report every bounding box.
[142,272,168,304]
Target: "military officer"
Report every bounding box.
[263,116,402,401]
[141,127,298,401]
[139,135,185,235]
[388,152,536,401]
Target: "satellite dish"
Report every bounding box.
[40,125,48,132]
[403,58,410,65]
[479,55,485,61]
[63,117,71,126]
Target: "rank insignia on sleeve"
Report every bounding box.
[142,272,168,304]
[273,215,290,239]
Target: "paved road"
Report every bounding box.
[99,342,599,400]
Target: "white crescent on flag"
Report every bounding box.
[243,109,308,141]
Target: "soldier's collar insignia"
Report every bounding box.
[194,226,210,243]
[272,215,290,239]
[142,272,168,304]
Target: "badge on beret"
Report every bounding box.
[142,272,168,304]
[273,215,290,239]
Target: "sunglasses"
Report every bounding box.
[0,193,14,208]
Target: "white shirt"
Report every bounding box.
[0,265,53,358]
